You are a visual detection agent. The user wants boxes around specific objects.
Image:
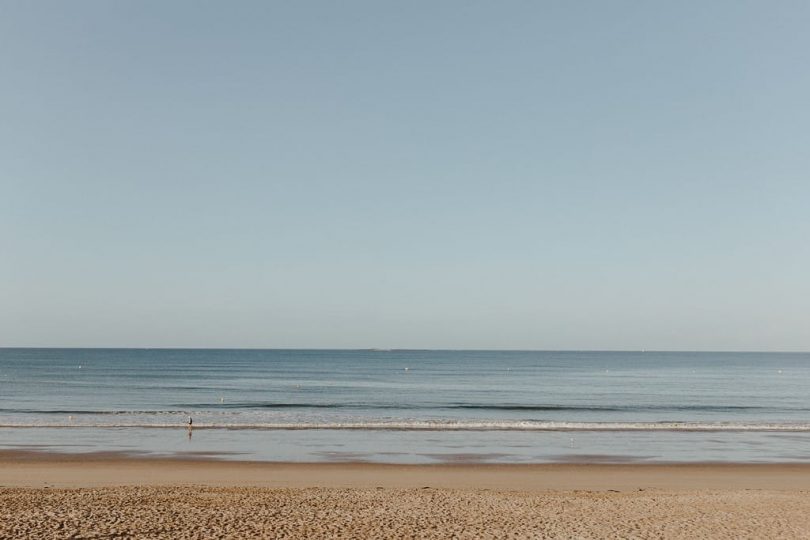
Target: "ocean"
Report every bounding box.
[1,348,809,463]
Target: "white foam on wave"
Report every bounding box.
[2,421,810,432]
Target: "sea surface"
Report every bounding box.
[1,348,810,463]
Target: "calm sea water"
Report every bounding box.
[1,348,809,463]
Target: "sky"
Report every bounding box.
[1,1,809,350]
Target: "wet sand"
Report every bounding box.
[3,451,810,490]
[2,452,810,538]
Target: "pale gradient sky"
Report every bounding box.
[1,1,809,350]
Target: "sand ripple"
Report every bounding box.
[2,486,809,539]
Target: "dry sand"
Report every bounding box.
[2,453,810,539]
[3,486,810,539]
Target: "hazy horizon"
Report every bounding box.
[2,2,809,351]
[1,346,808,355]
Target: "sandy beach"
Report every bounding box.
[2,453,810,538]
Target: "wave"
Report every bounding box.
[172,403,351,410]
[0,409,186,415]
[6,403,804,414]
[448,404,782,412]
[2,421,810,432]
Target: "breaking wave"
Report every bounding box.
[2,420,810,432]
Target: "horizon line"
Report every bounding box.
[1,346,808,354]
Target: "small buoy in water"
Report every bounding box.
[78,365,82,369]
[404,367,409,371]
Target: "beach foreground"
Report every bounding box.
[3,486,810,539]
[2,455,810,539]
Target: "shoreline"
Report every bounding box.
[3,450,810,490]
[4,423,810,431]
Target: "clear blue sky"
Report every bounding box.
[1,1,808,350]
